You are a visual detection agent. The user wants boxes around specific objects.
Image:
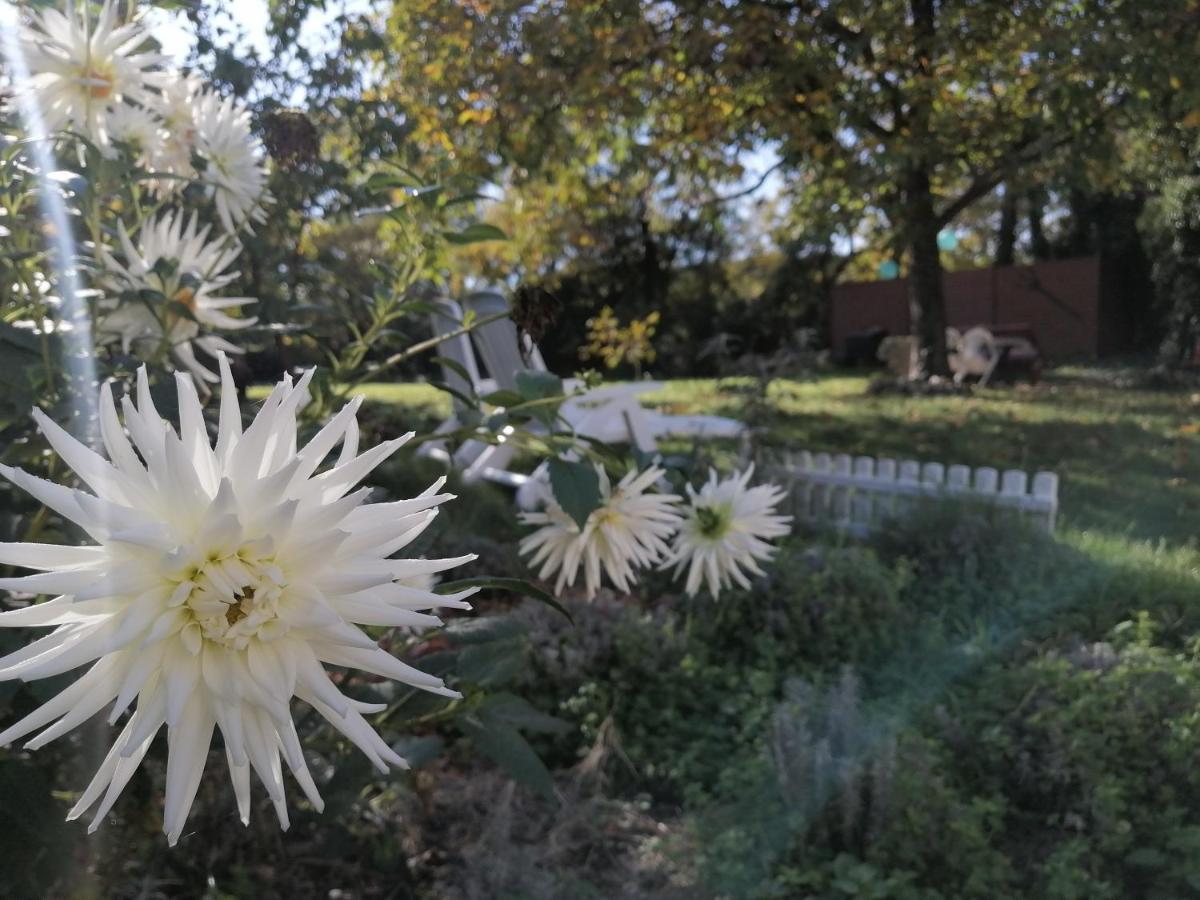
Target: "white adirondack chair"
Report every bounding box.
[464,290,745,442]
[417,293,657,493]
[422,289,746,505]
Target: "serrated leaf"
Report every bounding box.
[548,458,602,530]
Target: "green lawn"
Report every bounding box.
[294,368,1199,545]
[647,371,1200,544]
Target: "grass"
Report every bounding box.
[644,369,1200,545]
[288,365,1199,545]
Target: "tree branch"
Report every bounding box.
[702,159,786,205]
[935,89,1133,229]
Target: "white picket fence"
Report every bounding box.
[772,452,1060,536]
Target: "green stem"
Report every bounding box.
[344,309,510,393]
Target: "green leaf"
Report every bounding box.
[548,458,602,530]
[456,640,526,686]
[442,223,508,245]
[428,379,479,410]
[481,389,526,408]
[443,614,528,645]
[459,717,557,801]
[437,577,574,624]
[515,369,562,402]
[365,169,424,192]
[478,692,572,734]
[0,319,47,356]
[430,356,477,393]
[391,734,444,769]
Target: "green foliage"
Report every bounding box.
[547,458,603,528]
[1147,174,1200,363]
[579,306,660,376]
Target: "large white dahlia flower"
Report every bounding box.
[519,465,680,599]
[18,0,165,148]
[97,210,256,383]
[0,359,474,844]
[667,467,792,599]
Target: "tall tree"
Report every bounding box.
[382,0,1197,374]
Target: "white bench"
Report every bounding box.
[772,452,1059,535]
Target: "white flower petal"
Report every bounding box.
[0,365,472,842]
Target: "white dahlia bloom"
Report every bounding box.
[18,0,165,148]
[519,466,680,599]
[0,360,474,844]
[97,210,256,382]
[192,90,270,233]
[105,103,164,167]
[667,467,792,599]
[150,75,204,194]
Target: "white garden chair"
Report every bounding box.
[464,290,745,441]
[422,289,746,506]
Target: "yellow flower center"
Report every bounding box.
[80,64,115,100]
[176,549,288,650]
[694,502,733,540]
[172,286,197,312]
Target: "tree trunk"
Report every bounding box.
[1028,187,1051,260]
[995,185,1017,266]
[906,166,951,377]
[905,0,950,378]
[1066,188,1093,257]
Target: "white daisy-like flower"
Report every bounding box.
[519,466,681,599]
[97,209,256,382]
[667,467,792,599]
[0,359,475,844]
[149,75,203,193]
[18,0,164,148]
[105,102,164,166]
[192,90,270,233]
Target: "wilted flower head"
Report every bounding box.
[97,209,256,382]
[520,465,680,599]
[18,0,164,148]
[668,466,792,599]
[192,90,270,233]
[0,359,474,844]
[261,108,320,169]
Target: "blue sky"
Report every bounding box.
[147,0,372,68]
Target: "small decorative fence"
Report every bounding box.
[772,452,1060,536]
